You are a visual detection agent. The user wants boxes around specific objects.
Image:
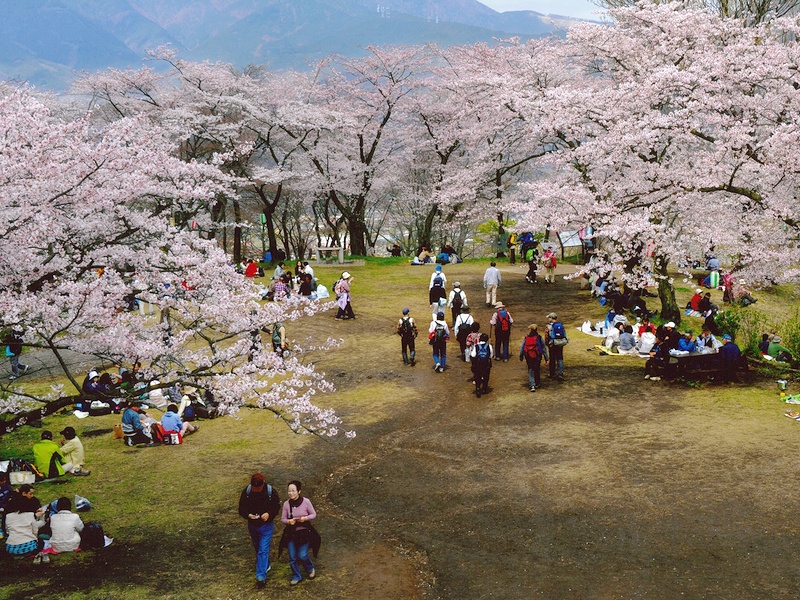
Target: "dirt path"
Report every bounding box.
[298,262,800,599]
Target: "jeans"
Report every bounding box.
[548,345,564,378]
[248,521,274,581]
[288,540,314,582]
[527,359,542,389]
[432,342,447,369]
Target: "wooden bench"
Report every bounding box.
[316,246,344,264]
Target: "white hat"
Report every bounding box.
[88,370,99,380]
[341,271,351,279]
[665,322,676,328]
[696,288,702,294]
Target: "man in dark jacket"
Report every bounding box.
[238,473,281,588]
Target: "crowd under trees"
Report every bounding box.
[3,0,800,429]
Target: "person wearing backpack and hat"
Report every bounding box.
[239,473,281,589]
[447,282,467,327]
[334,272,355,320]
[429,266,447,322]
[490,302,514,362]
[59,427,90,476]
[428,311,451,373]
[269,321,287,356]
[453,306,474,361]
[396,308,418,366]
[519,324,549,392]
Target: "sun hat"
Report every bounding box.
[665,322,676,328]
[341,271,351,279]
[494,302,505,309]
[696,288,702,294]
[546,312,558,320]
[88,370,99,380]
[453,281,461,287]
[773,335,782,343]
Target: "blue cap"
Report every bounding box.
[435,265,442,271]
[437,311,444,319]
[402,308,409,314]
[723,334,732,341]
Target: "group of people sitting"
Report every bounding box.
[1,473,94,563]
[121,400,199,447]
[31,428,91,479]
[262,261,328,301]
[759,334,794,364]
[411,244,461,265]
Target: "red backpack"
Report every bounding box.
[523,334,540,359]
[496,310,510,332]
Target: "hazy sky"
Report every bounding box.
[480,0,602,20]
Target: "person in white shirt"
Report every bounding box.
[49,496,84,553]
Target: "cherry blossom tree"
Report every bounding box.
[0,87,350,439]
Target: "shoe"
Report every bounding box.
[494,357,501,361]
[33,555,42,565]
[644,374,650,379]
[21,364,29,374]
[503,359,508,362]
[530,387,536,392]
[650,376,661,381]
[41,554,50,563]
[410,360,415,366]
[290,579,301,586]
[256,580,266,589]
[8,375,16,380]
[71,469,91,476]
[476,389,481,398]
[308,569,315,579]
[434,363,440,372]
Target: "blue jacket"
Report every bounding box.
[161,411,183,432]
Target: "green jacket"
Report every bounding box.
[768,342,792,360]
[33,439,65,478]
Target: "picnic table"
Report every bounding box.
[670,350,744,379]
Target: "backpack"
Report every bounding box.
[433,322,446,343]
[475,343,490,362]
[150,422,166,444]
[432,275,444,288]
[544,254,556,268]
[399,317,414,339]
[551,322,566,339]
[333,279,343,298]
[456,319,472,340]
[523,335,540,360]
[452,290,463,311]
[496,310,510,332]
[80,521,105,550]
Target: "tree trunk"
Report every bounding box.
[0,395,78,436]
[233,199,243,264]
[654,255,681,324]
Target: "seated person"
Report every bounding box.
[81,370,102,397]
[698,292,715,316]
[677,330,697,353]
[638,316,656,337]
[604,322,623,351]
[703,310,721,335]
[121,402,152,446]
[3,491,45,560]
[59,427,90,476]
[686,289,703,315]
[732,281,757,306]
[298,273,314,297]
[32,431,73,479]
[387,244,403,257]
[49,497,84,553]
[417,246,434,264]
[244,259,259,278]
[758,333,771,355]
[706,256,721,271]
[644,337,669,380]
[768,336,793,363]
[161,403,199,437]
[618,325,637,355]
[0,471,11,536]
[696,328,720,351]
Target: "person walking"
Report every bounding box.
[334,272,356,320]
[519,324,549,392]
[490,302,514,362]
[542,248,557,283]
[483,261,501,307]
[523,241,539,284]
[396,308,418,366]
[428,312,450,372]
[447,282,467,327]
[4,327,29,380]
[238,473,281,589]
[470,333,494,398]
[453,307,474,361]
[429,268,447,322]
[279,480,320,587]
[545,312,568,381]
[507,232,518,265]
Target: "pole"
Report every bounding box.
[259,213,266,261]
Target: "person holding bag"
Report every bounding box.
[279,481,320,586]
[546,312,568,381]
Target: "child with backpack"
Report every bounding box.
[519,324,549,392]
[542,248,557,283]
[447,282,467,327]
[470,333,494,397]
[428,312,450,373]
[396,308,418,366]
[453,306,474,362]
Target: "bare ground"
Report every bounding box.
[296,263,800,599]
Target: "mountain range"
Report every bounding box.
[0,0,589,90]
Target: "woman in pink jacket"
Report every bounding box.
[279,481,320,586]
